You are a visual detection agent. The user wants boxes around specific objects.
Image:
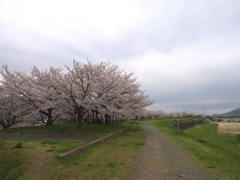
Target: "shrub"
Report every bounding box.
[14,142,23,149]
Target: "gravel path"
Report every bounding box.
[128,123,213,180]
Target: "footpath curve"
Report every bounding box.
[128,123,213,180]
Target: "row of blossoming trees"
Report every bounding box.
[0,60,153,129]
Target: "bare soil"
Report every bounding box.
[128,123,213,180]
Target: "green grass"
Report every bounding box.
[0,121,144,179]
[51,121,145,180]
[0,122,129,136]
[0,140,26,180]
[0,138,88,179]
[150,118,240,180]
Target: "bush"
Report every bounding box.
[14,142,23,149]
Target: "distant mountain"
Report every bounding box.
[220,107,240,116]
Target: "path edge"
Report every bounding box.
[57,123,130,158]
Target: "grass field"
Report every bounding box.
[150,118,240,180]
[0,121,145,179]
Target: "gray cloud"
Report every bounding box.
[1,0,240,114]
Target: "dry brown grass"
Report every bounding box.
[18,141,56,180]
[217,123,240,134]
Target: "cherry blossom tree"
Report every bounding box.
[1,65,63,126]
[60,60,102,128]
[0,85,32,128]
[1,60,153,128]
[58,60,153,127]
[88,62,127,124]
[83,61,153,123]
[30,66,64,125]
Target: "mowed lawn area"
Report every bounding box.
[150,118,240,180]
[0,121,145,180]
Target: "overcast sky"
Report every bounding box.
[1,0,240,115]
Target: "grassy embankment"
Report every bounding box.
[0,121,144,180]
[150,118,240,180]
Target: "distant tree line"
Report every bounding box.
[142,109,198,119]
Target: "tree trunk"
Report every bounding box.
[39,108,54,125]
[46,108,53,125]
[105,114,111,125]
[76,107,84,128]
[1,115,16,129]
[96,111,100,123]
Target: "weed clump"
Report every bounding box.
[14,142,23,149]
[197,139,206,143]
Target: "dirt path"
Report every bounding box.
[128,123,213,180]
